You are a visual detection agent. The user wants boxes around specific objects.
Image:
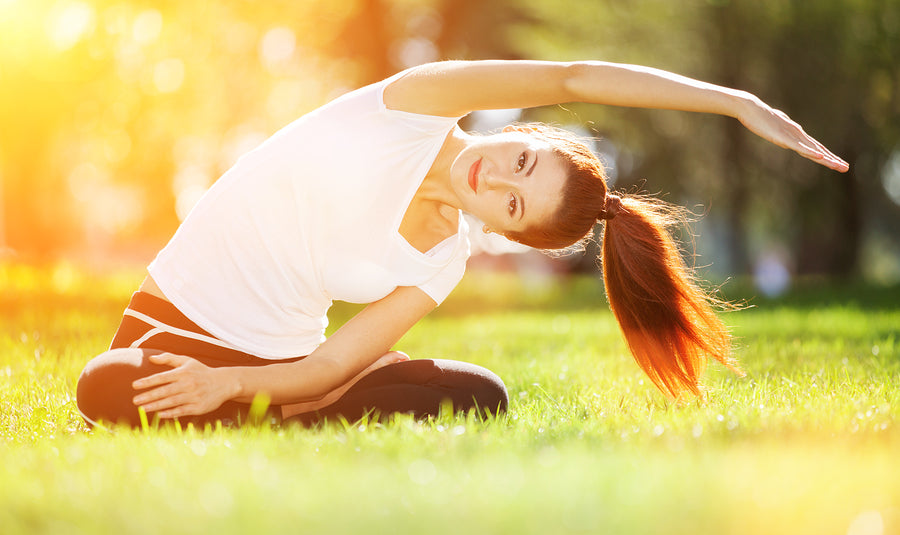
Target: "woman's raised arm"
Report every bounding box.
[384,60,848,172]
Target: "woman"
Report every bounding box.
[76,60,847,428]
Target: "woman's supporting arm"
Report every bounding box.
[384,60,848,172]
[131,285,437,419]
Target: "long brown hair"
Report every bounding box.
[505,124,743,398]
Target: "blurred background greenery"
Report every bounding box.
[1,0,898,290]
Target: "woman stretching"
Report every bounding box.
[76,60,848,428]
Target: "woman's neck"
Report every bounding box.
[416,126,470,209]
[396,127,472,253]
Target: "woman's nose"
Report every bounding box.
[483,169,514,190]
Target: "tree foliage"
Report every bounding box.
[2,0,898,280]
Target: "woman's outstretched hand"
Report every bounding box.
[736,95,849,173]
[132,353,238,419]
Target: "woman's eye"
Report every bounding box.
[508,195,518,215]
[516,153,527,172]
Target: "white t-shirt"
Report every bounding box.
[148,72,470,359]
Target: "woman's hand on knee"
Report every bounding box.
[131,353,239,419]
[332,351,409,398]
[367,351,410,373]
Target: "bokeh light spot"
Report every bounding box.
[847,511,883,535]
[259,27,296,72]
[393,37,438,69]
[67,162,142,234]
[754,250,792,298]
[153,58,185,93]
[46,1,95,51]
[132,9,162,45]
[103,129,132,164]
[172,164,211,221]
[881,150,900,206]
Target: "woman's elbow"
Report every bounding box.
[560,62,594,101]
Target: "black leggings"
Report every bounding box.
[76,293,508,428]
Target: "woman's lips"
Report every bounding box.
[468,158,482,193]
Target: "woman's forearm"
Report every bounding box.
[560,60,846,171]
[224,287,438,406]
[224,357,344,405]
[563,61,753,118]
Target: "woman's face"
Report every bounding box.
[451,129,568,237]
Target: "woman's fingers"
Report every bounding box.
[135,392,191,413]
[739,98,849,173]
[131,353,189,390]
[148,352,191,368]
[132,371,173,390]
[790,125,848,171]
[131,353,200,414]
[387,350,411,364]
[133,382,184,407]
[128,354,229,418]
[784,127,848,172]
[370,350,409,371]
[803,140,848,171]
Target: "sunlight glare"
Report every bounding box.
[152,58,185,93]
[173,164,211,221]
[220,125,267,169]
[260,26,296,72]
[266,79,305,119]
[175,184,208,222]
[67,162,143,234]
[103,129,132,164]
[132,9,162,45]
[0,165,5,251]
[847,511,884,535]
[393,36,439,69]
[46,0,95,50]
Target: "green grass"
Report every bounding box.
[1,262,899,534]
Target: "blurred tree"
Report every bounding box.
[494,0,900,280]
[435,0,530,60]
[1,0,897,282]
[332,0,393,83]
[0,0,402,260]
[700,0,900,278]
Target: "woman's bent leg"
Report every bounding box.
[285,358,509,426]
[76,348,280,428]
[77,292,298,429]
[77,348,167,427]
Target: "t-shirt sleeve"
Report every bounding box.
[416,248,468,305]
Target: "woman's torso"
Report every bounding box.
[141,73,470,358]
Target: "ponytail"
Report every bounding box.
[600,195,743,398]
[496,122,742,398]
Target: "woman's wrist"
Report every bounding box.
[727,89,763,121]
[215,366,246,402]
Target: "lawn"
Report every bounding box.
[1,262,898,535]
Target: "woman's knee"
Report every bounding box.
[430,359,509,415]
[76,348,165,427]
[370,358,509,415]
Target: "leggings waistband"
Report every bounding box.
[110,292,303,365]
